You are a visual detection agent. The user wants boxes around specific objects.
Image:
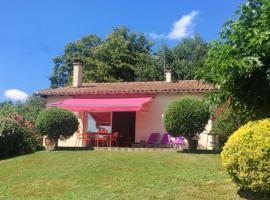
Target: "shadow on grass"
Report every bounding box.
[0,147,94,161]
[177,149,221,154]
[54,147,94,151]
[0,148,44,161]
[237,188,270,200]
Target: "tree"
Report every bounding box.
[18,96,46,122]
[151,35,207,82]
[49,34,102,88]
[49,27,154,87]
[35,108,79,148]
[0,96,46,122]
[172,34,208,80]
[135,53,164,81]
[0,101,16,116]
[212,106,256,148]
[198,0,270,117]
[164,96,210,150]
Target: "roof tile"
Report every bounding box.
[35,80,216,96]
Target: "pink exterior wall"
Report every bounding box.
[135,93,215,149]
[45,93,215,149]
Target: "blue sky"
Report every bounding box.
[0,0,245,101]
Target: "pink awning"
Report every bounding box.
[48,97,152,111]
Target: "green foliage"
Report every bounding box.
[0,101,16,116]
[172,34,208,80]
[17,96,46,122]
[49,27,154,87]
[212,107,256,148]
[0,97,46,153]
[151,35,208,81]
[198,0,270,117]
[164,96,210,150]
[35,108,79,147]
[221,119,270,194]
[0,116,36,158]
[49,27,208,87]
[0,96,46,122]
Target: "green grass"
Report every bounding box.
[0,151,243,200]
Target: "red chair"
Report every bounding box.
[111,132,119,147]
[75,132,91,147]
[95,129,109,147]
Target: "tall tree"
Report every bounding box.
[151,35,207,82]
[49,34,102,88]
[198,0,270,117]
[49,27,154,87]
[172,34,208,80]
[135,53,164,81]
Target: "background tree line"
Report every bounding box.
[49,27,208,88]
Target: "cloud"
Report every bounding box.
[168,10,199,39]
[4,89,29,102]
[150,10,199,40]
[149,32,166,39]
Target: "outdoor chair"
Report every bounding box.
[110,132,119,147]
[145,133,160,147]
[75,132,91,147]
[172,136,185,149]
[95,129,109,147]
[159,133,171,148]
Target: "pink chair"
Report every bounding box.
[171,136,185,149]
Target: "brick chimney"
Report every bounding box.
[73,59,83,87]
[165,69,172,83]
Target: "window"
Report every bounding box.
[87,112,112,133]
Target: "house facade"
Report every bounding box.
[36,61,217,149]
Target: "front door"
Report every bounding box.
[112,112,136,147]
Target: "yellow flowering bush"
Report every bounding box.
[221,119,270,193]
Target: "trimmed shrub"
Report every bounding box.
[221,119,270,194]
[0,116,36,158]
[36,108,79,148]
[164,96,210,150]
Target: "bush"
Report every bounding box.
[212,107,255,148]
[7,112,43,150]
[0,116,36,158]
[221,119,270,194]
[164,96,210,150]
[36,108,79,148]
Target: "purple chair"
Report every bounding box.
[159,133,171,147]
[146,133,160,147]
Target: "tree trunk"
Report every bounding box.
[187,138,198,151]
[54,139,58,150]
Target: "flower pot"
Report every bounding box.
[45,137,55,150]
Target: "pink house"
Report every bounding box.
[36,61,216,149]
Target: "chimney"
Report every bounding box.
[165,70,172,83]
[73,59,83,87]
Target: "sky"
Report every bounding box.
[0,0,245,102]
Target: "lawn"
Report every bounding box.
[0,151,243,200]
